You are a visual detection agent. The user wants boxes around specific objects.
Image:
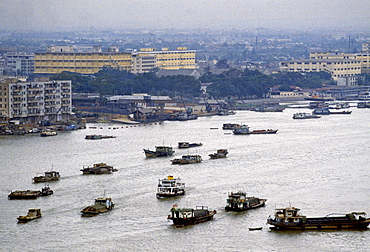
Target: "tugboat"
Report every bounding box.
[40,186,53,196]
[267,206,370,230]
[144,146,175,157]
[33,171,60,183]
[167,205,217,226]
[225,191,266,211]
[209,149,228,159]
[81,197,114,217]
[156,176,185,198]
[17,209,42,222]
[171,155,202,164]
[178,142,203,148]
[80,163,117,174]
[233,125,278,135]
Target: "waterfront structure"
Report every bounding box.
[34,46,196,75]
[0,77,72,123]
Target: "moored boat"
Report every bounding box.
[81,197,114,217]
[225,191,266,211]
[156,176,185,198]
[209,149,228,159]
[267,206,370,230]
[171,155,202,164]
[293,112,321,119]
[33,171,60,183]
[40,129,57,137]
[233,125,278,135]
[144,146,175,157]
[80,163,116,174]
[167,205,217,226]
[178,142,203,148]
[17,209,42,222]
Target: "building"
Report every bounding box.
[280,52,362,84]
[34,46,196,75]
[34,46,132,75]
[5,52,34,76]
[0,77,72,123]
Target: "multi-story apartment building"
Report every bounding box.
[0,78,72,123]
[280,52,362,85]
[34,46,196,75]
[34,46,132,75]
[0,77,17,121]
[5,52,34,76]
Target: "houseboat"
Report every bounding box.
[156,176,185,198]
[233,125,278,135]
[267,206,370,230]
[33,171,60,183]
[144,146,175,157]
[178,142,203,148]
[81,197,114,217]
[81,163,116,174]
[225,191,266,211]
[17,209,42,222]
[209,149,228,159]
[293,112,321,119]
[171,155,202,164]
[167,205,217,226]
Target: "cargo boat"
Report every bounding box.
[17,209,42,222]
[225,191,266,211]
[81,163,117,174]
[81,197,114,217]
[144,146,175,157]
[167,205,217,226]
[8,186,53,199]
[293,112,321,119]
[267,206,370,230]
[33,171,60,183]
[178,142,203,148]
[156,176,185,198]
[171,155,202,164]
[233,125,278,135]
[85,135,116,140]
[209,149,228,159]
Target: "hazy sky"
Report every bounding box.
[1,0,369,31]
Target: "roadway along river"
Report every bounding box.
[1,104,369,251]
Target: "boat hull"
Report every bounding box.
[156,191,185,198]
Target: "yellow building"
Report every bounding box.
[34,51,132,75]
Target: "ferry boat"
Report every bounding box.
[156,176,185,198]
[178,142,203,148]
[144,146,175,157]
[33,171,60,183]
[81,163,117,174]
[293,112,321,119]
[209,149,228,159]
[17,209,42,222]
[167,205,217,226]
[81,197,114,217]
[225,191,266,211]
[233,125,278,135]
[171,155,202,164]
[267,206,370,230]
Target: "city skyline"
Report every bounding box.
[1,0,369,32]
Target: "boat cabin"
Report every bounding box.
[95,197,113,208]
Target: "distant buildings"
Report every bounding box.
[0,77,72,123]
[4,52,34,76]
[33,46,196,75]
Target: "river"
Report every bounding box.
[1,103,369,251]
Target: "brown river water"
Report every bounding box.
[1,103,369,251]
